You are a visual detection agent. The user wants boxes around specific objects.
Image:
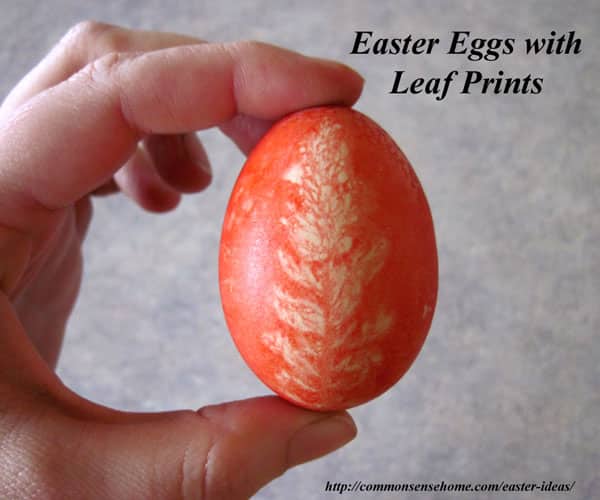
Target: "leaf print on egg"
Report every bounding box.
[263,119,393,409]
[219,106,438,411]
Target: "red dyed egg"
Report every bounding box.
[219,106,437,411]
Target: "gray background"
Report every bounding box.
[2,1,598,499]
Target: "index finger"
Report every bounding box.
[0,41,363,222]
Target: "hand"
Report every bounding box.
[0,22,363,499]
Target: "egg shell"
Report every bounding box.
[219,106,437,411]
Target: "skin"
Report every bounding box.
[0,22,364,499]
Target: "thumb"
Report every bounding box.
[1,293,356,499]
[190,396,357,499]
[101,397,356,499]
[4,391,356,499]
[82,397,356,499]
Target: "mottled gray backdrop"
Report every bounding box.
[1,1,598,499]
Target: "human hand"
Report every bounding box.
[0,22,363,499]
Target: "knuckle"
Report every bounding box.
[62,20,132,62]
[178,440,208,500]
[151,410,213,500]
[169,411,219,500]
[239,39,267,51]
[62,20,111,48]
[226,39,268,56]
[77,51,127,85]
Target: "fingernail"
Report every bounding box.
[288,414,357,466]
[343,64,366,86]
[194,152,212,177]
[184,133,212,177]
[320,58,365,85]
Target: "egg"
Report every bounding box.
[219,106,437,411]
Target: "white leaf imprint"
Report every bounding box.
[263,119,395,407]
[273,286,325,335]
